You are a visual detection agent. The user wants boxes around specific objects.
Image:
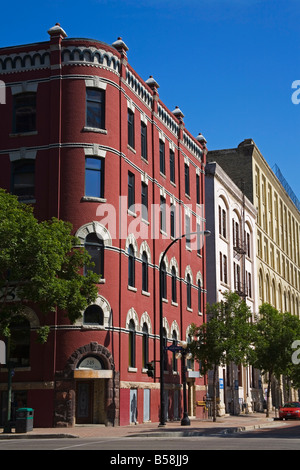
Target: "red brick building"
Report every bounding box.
[0,24,208,427]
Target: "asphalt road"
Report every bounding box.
[0,423,300,453]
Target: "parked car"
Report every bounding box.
[279,402,300,420]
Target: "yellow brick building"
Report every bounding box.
[208,138,300,316]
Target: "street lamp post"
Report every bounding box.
[176,342,192,426]
[159,230,210,427]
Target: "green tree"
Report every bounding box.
[0,188,99,339]
[190,291,254,421]
[252,304,300,416]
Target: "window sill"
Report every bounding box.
[219,234,228,244]
[19,199,36,204]
[0,366,31,372]
[128,367,137,373]
[141,290,150,297]
[10,131,37,137]
[141,156,148,164]
[128,209,137,217]
[160,172,166,179]
[81,324,105,331]
[127,144,136,154]
[162,298,168,303]
[82,126,107,134]
[171,301,178,307]
[128,285,137,292]
[81,196,106,203]
[187,307,193,313]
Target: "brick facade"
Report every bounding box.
[0,24,208,427]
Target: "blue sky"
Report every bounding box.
[1,0,300,201]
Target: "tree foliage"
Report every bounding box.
[189,291,254,421]
[252,303,300,415]
[0,189,99,340]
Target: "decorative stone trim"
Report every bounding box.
[75,221,112,247]
[54,342,119,427]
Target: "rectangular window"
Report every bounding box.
[141,122,147,160]
[128,172,135,211]
[222,210,226,238]
[170,205,176,238]
[219,252,223,282]
[160,196,166,233]
[141,182,148,221]
[185,214,191,249]
[197,222,201,255]
[170,150,175,183]
[196,173,200,204]
[247,232,251,258]
[159,140,165,175]
[248,272,252,298]
[128,109,135,148]
[13,93,36,133]
[12,160,35,201]
[85,157,104,198]
[223,255,228,284]
[86,88,105,129]
[234,262,241,292]
[185,163,190,196]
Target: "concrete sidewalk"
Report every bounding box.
[0,412,293,439]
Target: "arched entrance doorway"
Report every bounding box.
[75,355,112,425]
[55,342,119,427]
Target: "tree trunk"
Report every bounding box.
[212,364,217,422]
[266,372,272,418]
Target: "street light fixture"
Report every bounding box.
[159,229,211,427]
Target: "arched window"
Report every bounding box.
[142,251,148,292]
[83,305,104,325]
[171,266,177,303]
[278,284,283,312]
[9,317,31,367]
[187,274,192,309]
[163,327,168,371]
[128,319,136,367]
[187,334,193,370]
[259,270,263,303]
[142,323,149,368]
[161,261,167,299]
[198,279,202,314]
[172,330,178,372]
[128,244,135,287]
[84,233,104,277]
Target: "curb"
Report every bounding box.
[0,433,79,440]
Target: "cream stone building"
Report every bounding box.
[207,139,300,406]
[205,161,262,415]
[208,139,300,316]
